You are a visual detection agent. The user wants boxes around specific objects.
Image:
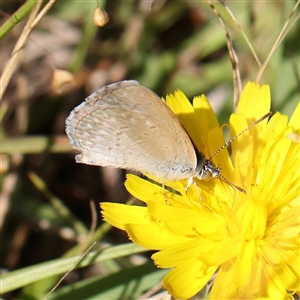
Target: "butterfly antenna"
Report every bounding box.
[210,111,272,160]
[219,174,246,194]
[210,112,272,194]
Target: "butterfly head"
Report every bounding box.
[196,158,221,180]
[193,150,245,193]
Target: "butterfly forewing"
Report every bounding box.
[66,81,197,180]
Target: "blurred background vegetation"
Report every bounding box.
[1,1,299,299]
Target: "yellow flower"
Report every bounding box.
[101,82,300,299]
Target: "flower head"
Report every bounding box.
[101,82,300,299]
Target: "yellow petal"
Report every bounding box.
[125,174,165,204]
[261,246,300,290]
[237,82,271,121]
[288,101,300,132]
[125,223,192,250]
[147,200,225,236]
[152,239,207,268]
[193,94,225,157]
[162,258,216,299]
[100,202,150,230]
[201,237,239,266]
[165,90,200,149]
[211,261,240,299]
[229,113,253,191]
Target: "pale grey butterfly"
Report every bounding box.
[66,80,271,193]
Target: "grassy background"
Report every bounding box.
[1,1,299,299]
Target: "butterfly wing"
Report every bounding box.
[66,80,197,181]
